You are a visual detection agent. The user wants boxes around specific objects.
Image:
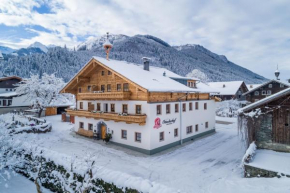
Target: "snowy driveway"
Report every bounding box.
[18,116,290,193]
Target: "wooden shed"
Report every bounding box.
[238,88,290,152]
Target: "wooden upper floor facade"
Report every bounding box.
[60,57,211,103]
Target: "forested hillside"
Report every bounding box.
[0,34,267,83]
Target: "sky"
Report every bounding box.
[0,0,290,81]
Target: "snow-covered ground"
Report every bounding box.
[2,115,290,193]
[0,170,52,193]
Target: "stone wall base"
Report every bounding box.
[244,165,290,178]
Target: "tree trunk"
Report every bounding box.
[38,108,43,118]
[35,177,42,193]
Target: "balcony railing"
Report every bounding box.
[78,91,131,100]
[66,109,146,125]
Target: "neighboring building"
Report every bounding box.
[60,55,216,155]
[243,79,289,103]
[208,81,249,101]
[238,88,290,177]
[239,87,290,152]
[0,76,22,106]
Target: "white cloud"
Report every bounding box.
[0,0,290,80]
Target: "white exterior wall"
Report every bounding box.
[74,100,215,151]
[0,88,15,94]
[148,100,216,150]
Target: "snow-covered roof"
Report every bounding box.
[246,84,262,91]
[207,81,245,95]
[47,96,74,107]
[0,76,22,81]
[238,87,290,113]
[0,92,18,97]
[94,57,213,92]
[243,79,290,96]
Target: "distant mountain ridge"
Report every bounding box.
[0,34,267,84]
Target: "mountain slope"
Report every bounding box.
[0,46,15,54]
[0,34,267,84]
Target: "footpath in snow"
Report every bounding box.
[2,115,290,193]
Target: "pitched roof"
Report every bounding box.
[243,79,290,96]
[246,84,262,91]
[207,81,245,95]
[0,76,22,81]
[238,87,290,113]
[62,57,215,93]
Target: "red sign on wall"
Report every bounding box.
[153,118,162,129]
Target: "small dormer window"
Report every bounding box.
[268,84,272,88]
[254,91,259,96]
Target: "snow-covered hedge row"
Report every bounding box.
[216,100,244,117]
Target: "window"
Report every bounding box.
[157,105,162,115]
[135,132,141,142]
[195,102,199,110]
[79,122,84,129]
[101,85,105,92]
[174,128,178,137]
[195,124,199,132]
[78,87,82,93]
[136,105,142,114]
[117,84,121,91]
[268,84,272,88]
[280,84,285,88]
[205,122,209,129]
[175,103,179,113]
[107,84,111,92]
[121,130,127,139]
[123,83,129,91]
[160,132,164,141]
[108,71,112,75]
[123,104,128,114]
[267,90,272,95]
[262,90,267,95]
[8,100,12,106]
[182,103,186,112]
[189,102,193,111]
[166,104,170,114]
[101,71,105,76]
[79,102,83,109]
[254,91,259,96]
[88,123,93,131]
[204,103,207,110]
[186,126,193,134]
[10,89,12,91]
[97,103,101,111]
[111,104,115,112]
[0,100,1,105]
[87,85,91,92]
[5,89,8,91]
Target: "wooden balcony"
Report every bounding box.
[66,109,146,125]
[77,91,131,100]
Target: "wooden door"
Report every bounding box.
[101,125,106,139]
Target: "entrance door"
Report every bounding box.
[101,125,106,139]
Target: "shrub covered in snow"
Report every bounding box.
[216,100,244,117]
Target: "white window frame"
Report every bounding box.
[254,91,259,96]
[268,84,272,88]
[262,90,267,95]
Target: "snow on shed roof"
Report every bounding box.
[243,79,290,96]
[238,87,290,113]
[93,57,211,92]
[207,81,245,95]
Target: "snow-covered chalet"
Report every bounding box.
[60,36,216,155]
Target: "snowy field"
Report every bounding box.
[1,115,290,193]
